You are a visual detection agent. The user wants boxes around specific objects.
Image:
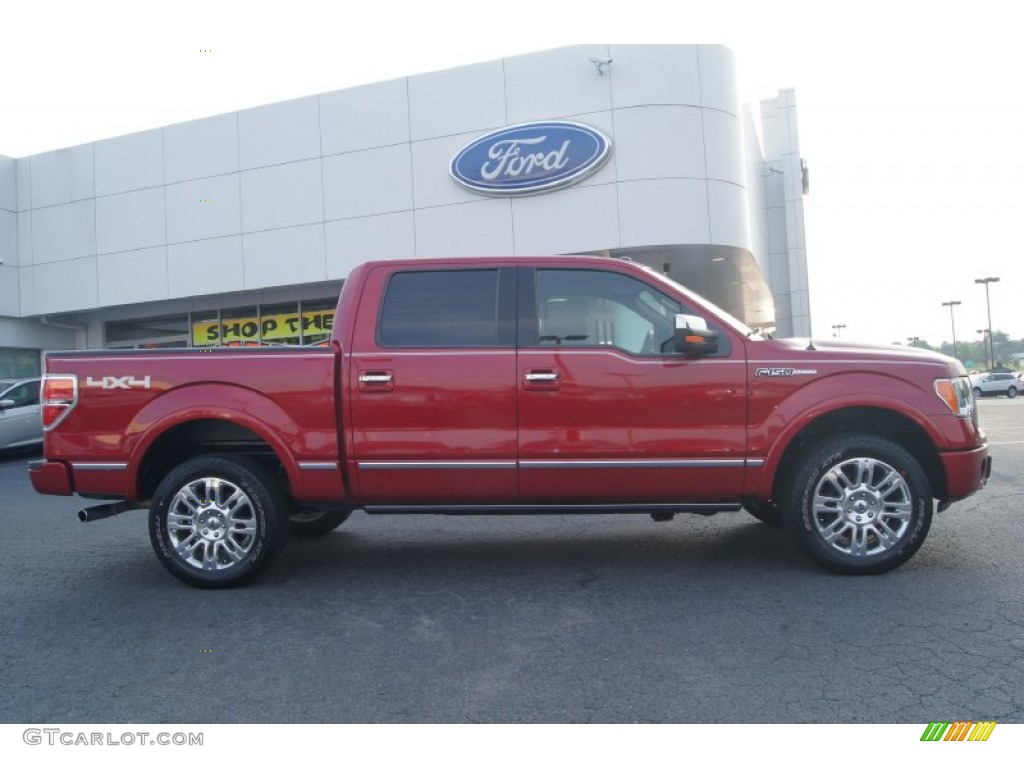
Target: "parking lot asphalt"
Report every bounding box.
[1,399,1022,723]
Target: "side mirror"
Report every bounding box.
[0,399,14,410]
[674,315,719,357]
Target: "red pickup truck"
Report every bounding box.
[29,256,990,587]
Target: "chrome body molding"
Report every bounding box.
[70,462,129,472]
[297,461,340,471]
[359,461,517,471]
[358,458,765,470]
[364,502,742,515]
[520,459,752,469]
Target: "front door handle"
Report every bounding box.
[358,371,395,392]
[524,370,560,391]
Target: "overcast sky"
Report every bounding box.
[3,1,1021,354]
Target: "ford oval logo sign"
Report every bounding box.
[450,121,612,196]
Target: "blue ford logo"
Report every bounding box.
[450,121,612,196]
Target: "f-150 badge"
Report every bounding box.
[84,375,152,390]
[754,368,817,377]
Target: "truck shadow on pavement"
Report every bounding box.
[270,514,811,586]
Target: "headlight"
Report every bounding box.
[935,377,976,420]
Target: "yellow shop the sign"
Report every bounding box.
[192,309,334,345]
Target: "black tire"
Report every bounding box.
[973,387,982,398]
[782,433,932,575]
[744,499,783,527]
[1008,387,1017,399]
[289,506,352,537]
[149,454,288,588]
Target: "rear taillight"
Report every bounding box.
[42,374,78,430]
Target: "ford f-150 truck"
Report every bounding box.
[29,256,991,587]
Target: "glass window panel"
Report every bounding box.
[299,298,337,346]
[191,311,221,347]
[259,303,301,346]
[535,270,684,356]
[0,349,41,378]
[379,270,500,348]
[218,306,261,347]
[106,315,189,345]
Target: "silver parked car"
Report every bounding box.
[969,372,1019,399]
[0,378,43,451]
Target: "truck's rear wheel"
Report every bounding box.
[782,434,932,574]
[289,506,352,537]
[149,454,288,588]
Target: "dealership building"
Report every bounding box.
[0,44,810,377]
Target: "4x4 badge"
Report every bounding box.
[84,376,152,390]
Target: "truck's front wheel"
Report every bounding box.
[783,434,932,574]
[149,455,288,588]
[744,499,782,527]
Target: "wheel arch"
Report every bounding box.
[763,406,946,503]
[121,383,314,501]
[134,417,294,502]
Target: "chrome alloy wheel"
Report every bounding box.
[166,477,258,570]
[811,457,912,557]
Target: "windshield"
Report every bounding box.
[637,264,770,340]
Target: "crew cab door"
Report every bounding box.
[348,265,518,504]
[517,266,747,503]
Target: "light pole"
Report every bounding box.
[941,300,961,360]
[974,277,999,370]
[907,336,920,348]
[831,323,846,338]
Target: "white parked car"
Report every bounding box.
[969,372,1019,399]
[0,378,43,451]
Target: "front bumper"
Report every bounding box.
[940,444,991,501]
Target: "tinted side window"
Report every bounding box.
[379,270,502,347]
[533,269,684,356]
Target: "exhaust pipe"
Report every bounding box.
[78,500,142,523]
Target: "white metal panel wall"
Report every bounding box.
[167,236,243,299]
[320,78,410,156]
[163,113,238,183]
[5,44,770,329]
[408,60,507,141]
[0,155,19,316]
[30,144,94,208]
[94,129,164,196]
[759,89,811,337]
[505,45,612,123]
[0,155,15,211]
